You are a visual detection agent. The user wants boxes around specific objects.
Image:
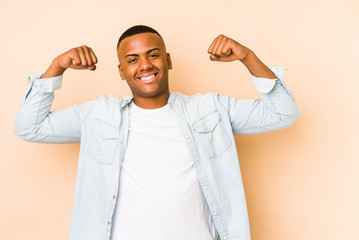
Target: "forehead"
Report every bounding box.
[118,32,166,58]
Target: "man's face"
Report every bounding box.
[117,32,172,102]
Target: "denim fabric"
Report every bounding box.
[14,67,299,240]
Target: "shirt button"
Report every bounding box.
[107,221,111,225]
[223,237,227,240]
[195,161,199,165]
[213,212,217,216]
[178,113,182,117]
[102,133,106,137]
[113,195,116,199]
[186,135,190,139]
[204,186,208,190]
[206,126,210,130]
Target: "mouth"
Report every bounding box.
[137,73,159,84]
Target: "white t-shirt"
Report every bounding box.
[111,102,217,240]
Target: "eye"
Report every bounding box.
[128,58,137,64]
[149,53,159,58]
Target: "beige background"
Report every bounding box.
[1,0,358,239]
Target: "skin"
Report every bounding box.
[41,45,98,78]
[41,32,276,109]
[117,33,173,109]
[207,34,276,79]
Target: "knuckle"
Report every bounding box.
[69,48,77,54]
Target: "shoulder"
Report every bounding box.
[82,94,130,121]
[171,92,228,123]
[96,94,123,105]
[172,92,219,104]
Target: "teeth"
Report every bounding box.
[140,74,155,81]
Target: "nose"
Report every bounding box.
[139,57,153,71]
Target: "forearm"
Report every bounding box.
[208,35,299,134]
[41,57,66,79]
[41,45,98,79]
[240,50,277,79]
[208,35,278,79]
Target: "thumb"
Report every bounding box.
[224,48,232,56]
[210,54,234,62]
[210,54,220,61]
[88,65,97,71]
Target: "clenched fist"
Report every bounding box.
[41,45,98,79]
[207,34,277,79]
[207,35,251,62]
[56,45,98,71]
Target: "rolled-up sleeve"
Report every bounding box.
[219,66,300,135]
[14,73,91,143]
[27,72,62,93]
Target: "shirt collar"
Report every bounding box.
[120,92,177,109]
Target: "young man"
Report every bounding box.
[14,25,299,240]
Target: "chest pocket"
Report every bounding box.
[86,119,120,165]
[192,111,232,158]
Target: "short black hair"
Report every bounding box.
[117,25,162,49]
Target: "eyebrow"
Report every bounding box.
[124,48,160,58]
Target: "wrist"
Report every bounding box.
[239,49,255,64]
[41,58,66,79]
[239,51,277,79]
[52,57,67,74]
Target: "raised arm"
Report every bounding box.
[13,46,98,143]
[208,35,300,135]
[208,34,277,79]
[41,45,98,78]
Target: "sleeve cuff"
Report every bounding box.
[28,72,63,92]
[251,66,287,93]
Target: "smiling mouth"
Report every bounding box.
[138,73,158,83]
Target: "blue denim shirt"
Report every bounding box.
[14,67,299,240]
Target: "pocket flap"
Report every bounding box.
[92,119,119,139]
[193,111,221,133]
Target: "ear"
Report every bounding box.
[118,64,125,80]
[166,53,173,70]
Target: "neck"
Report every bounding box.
[133,92,170,109]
